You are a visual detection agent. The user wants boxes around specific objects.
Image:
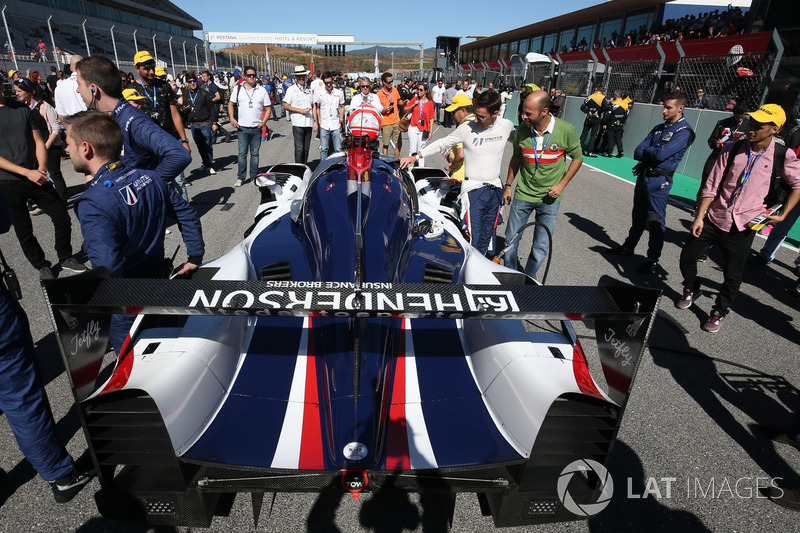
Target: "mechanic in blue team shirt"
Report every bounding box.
[64,110,204,354]
[74,56,191,182]
[0,190,94,503]
[608,91,695,274]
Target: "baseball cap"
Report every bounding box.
[133,51,155,65]
[748,104,786,128]
[154,67,168,77]
[8,69,17,78]
[122,88,147,102]
[445,94,472,112]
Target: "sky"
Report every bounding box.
[171,0,608,51]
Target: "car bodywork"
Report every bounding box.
[42,136,660,528]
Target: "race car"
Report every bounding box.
[42,133,660,528]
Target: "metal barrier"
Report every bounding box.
[674,51,777,111]
[556,59,594,97]
[603,58,661,102]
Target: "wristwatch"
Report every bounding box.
[504,183,512,188]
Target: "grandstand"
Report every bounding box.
[1,0,235,74]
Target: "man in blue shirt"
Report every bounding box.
[74,56,190,182]
[609,91,695,274]
[64,110,204,354]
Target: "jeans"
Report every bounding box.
[504,197,561,279]
[237,126,262,182]
[679,218,756,314]
[0,289,74,481]
[190,122,214,169]
[319,127,342,160]
[293,126,313,164]
[461,185,503,255]
[622,174,672,260]
[757,204,800,263]
[434,102,442,123]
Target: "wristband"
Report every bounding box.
[181,140,189,144]
[504,183,512,188]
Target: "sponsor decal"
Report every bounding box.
[119,184,138,206]
[343,442,368,461]
[549,142,560,151]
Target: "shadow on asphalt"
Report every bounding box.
[648,313,800,491]
[589,440,711,532]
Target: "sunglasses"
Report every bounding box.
[187,79,197,83]
[245,74,257,78]
[324,80,333,85]
[139,63,156,70]
[417,88,425,92]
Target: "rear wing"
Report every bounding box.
[42,272,660,403]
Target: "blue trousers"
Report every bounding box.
[190,122,214,169]
[320,127,342,161]
[622,174,671,260]
[0,289,73,481]
[462,185,503,255]
[504,197,560,279]
[237,126,262,182]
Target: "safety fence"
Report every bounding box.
[602,58,661,103]
[673,51,777,111]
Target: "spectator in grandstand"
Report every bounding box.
[13,78,67,203]
[228,66,271,186]
[64,111,204,355]
[602,90,631,158]
[74,56,191,184]
[677,104,800,333]
[400,90,515,256]
[377,72,403,158]
[55,54,86,122]
[579,84,609,157]
[693,88,709,109]
[608,91,695,275]
[0,87,85,279]
[4,40,11,60]
[313,71,345,161]
[180,73,216,183]
[130,51,191,199]
[503,90,583,279]
[0,190,94,504]
[432,79,445,124]
[405,83,435,166]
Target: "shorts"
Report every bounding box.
[381,122,401,146]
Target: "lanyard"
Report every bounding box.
[739,149,764,188]
[90,160,123,187]
[189,90,198,107]
[418,98,425,119]
[532,130,552,166]
[28,99,39,111]
[244,86,256,105]
[139,79,156,106]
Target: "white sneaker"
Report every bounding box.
[208,167,216,175]
[235,180,243,187]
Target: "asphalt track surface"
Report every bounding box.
[1,111,799,533]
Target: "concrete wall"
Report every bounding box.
[562,95,733,180]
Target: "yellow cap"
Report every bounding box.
[154,67,168,77]
[122,88,148,102]
[747,103,786,128]
[445,93,472,112]
[133,51,155,65]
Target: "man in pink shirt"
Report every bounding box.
[676,104,800,333]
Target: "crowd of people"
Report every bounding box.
[563,6,754,53]
[0,45,799,510]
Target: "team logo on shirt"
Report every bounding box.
[472,137,484,147]
[549,142,560,151]
[120,184,138,206]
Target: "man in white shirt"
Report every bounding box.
[313,71,345,161]
[54,54,86,122]
[455,79,476,99]
[431,79,445,125]
[348,77,383,113]
[227,65,271,187]
[282,65,316,165]
[400,90,515,255]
